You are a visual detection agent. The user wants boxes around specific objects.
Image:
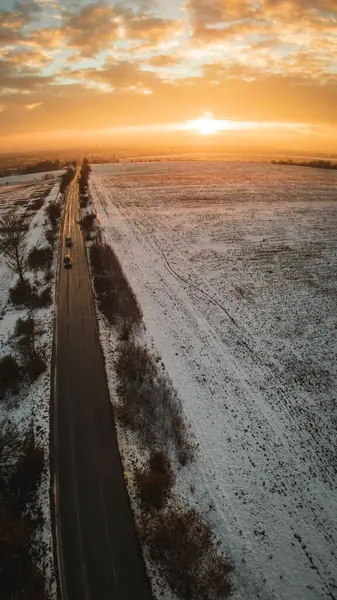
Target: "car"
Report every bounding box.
[63,255,72,269]
[65,236,73,247]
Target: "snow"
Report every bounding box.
[0,178,59,598]
[0,170,64,186]
[90,161,337,600]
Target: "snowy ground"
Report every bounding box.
[90,161,337,600]
[0,169,64,187]
[0,177,60,597]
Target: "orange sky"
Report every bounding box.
[0,0,336,153]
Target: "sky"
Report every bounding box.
[0,0,336,153]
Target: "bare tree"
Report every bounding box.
[0,211,27,283]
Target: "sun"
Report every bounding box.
[191,117,219,135]
[181,113,227,135]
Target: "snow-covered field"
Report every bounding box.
[90,161,337,600]
[0,178,59,597]
[0,169,63,187]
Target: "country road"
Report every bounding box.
[52,174,153,600]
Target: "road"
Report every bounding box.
[52,175,153,600]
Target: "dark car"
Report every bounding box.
[65,236,73,247]
[63,255,72,269]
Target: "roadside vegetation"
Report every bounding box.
[0,163,76,597]
[0,419,49,600]
[59,165,76,195]
[83,160,233,598]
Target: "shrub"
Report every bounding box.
[93,274,114,296]
[24,355,46,382]
[135,452,174,510]
[9,281,51,309]
[45,202,61,228]
[0,356,21,399]
[97,292,118,324]
[44,268,53,284]
[80,213,96,239]
[89,243,104,275]
[45,229,55,246]
[80,195,89,209]
[32,287,52,308]
[9,280,34,307]
[13,316,45,381]
[0,508,32,594]
[27,246,53,271]
[14,316,36,340]
[141,505,232,600]
[0,418,21,477]
[9,433,44,517]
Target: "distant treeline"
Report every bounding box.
[271,159,337,170]
[0,160,63,178]
[19,160,63,174]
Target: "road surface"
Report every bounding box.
[52,175,153,600]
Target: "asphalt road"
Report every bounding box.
[52,175,153,600]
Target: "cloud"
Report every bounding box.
[261,0,337,19]
[60,3,183,56]
[147,54,182,67]
[185,0,256,41]
[1,49,51,68]
[124,16,183,45]
[0,56,54,92]
[73,59,160,92]
[62,2,121,57]
[25,101,42,110]
[27,27,64,49]
[185,0,337,44]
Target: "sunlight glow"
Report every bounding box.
[184,113,223,135]
[179,115,314,136]
[190,117,219,135]
[181,113,240,135]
